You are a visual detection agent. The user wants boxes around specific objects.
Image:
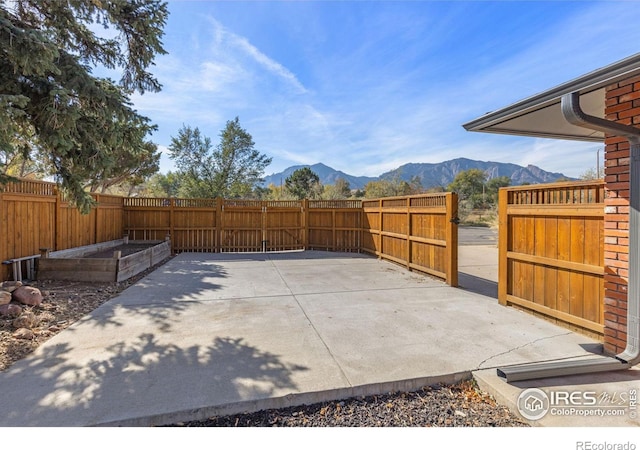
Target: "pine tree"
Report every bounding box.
[0,1,168,212]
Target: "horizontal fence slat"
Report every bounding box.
[506,294,604,334]
[506,251,605,276]
[506,204,604,217]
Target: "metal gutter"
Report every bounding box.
[497,92,640,382]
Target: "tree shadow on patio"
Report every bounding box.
[0,333,308,426]
[70,258,231,332]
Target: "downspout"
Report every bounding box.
[497,92,640,382]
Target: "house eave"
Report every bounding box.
[462,53,640,142]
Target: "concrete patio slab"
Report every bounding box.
[0,249,636,427]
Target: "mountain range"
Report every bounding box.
[262,158,573,190]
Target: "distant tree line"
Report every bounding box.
[446,169,511,209]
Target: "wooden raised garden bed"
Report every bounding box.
[37,237,171,282]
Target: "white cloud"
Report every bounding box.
[200,61,246,93]
[205,16,308,95]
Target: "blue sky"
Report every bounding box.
[129,0,640,179]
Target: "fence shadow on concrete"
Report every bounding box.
[458,272,498,299]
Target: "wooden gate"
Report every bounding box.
[361,192,459,286]
[220,200,304,252]
[498,181,605,335]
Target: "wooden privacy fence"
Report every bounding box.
[498,180,605,335]
[1,178,458,285]
[362,192,459,286]
[0,179,124,280]
[307,200,362,252]
[123,198,363,253]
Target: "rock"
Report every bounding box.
[36,312,56,326]
[12,328,34,340]
[12,312,36,329]
[0,291,12,305]
[12,286,43,306]
[0,280,22,293]
[0,304,22,317]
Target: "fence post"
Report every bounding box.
[94,193,100,244]
[332,207,336,251]
[54,186,61,251]
[406,196,411,269]
[302,199,309,250]
[359,200,363,253]
[216,197,223,253]
[378,198,383,258]
[169,197,175,252]
[445,192,459,287]
[498,188,508,306]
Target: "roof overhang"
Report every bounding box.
[463,53,640,142]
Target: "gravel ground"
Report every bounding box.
[170,380,528,427]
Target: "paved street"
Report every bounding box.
[458,226,497,246]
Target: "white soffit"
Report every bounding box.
[463,53,640,142]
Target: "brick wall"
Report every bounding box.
[603,75,640,354]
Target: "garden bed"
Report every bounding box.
[37,238,171,282]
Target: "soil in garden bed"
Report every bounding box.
[83,243,157,258]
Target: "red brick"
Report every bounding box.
[618,157,631,166]
[605,150,630,160]
[604,342,621,355]
[620,90,640,102]
[604,214,631,224]
[604,244,629,253]
[618,315,628,326]
[604,198,630,207]
[605,165,630,175]
[604,312,619,323]
[607,306,629,317]
[606,102,633,114]
[603,290,628,301]
[618,107,640,120]
[604,228,629,237]
[605,175,618,183]
[604,296,620,306]
[604,319,626,331]
[607,259,630,269]
[606,84,633,97]
[607,97,621,107]
[605,136,630,146]
[621,74,640,86]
